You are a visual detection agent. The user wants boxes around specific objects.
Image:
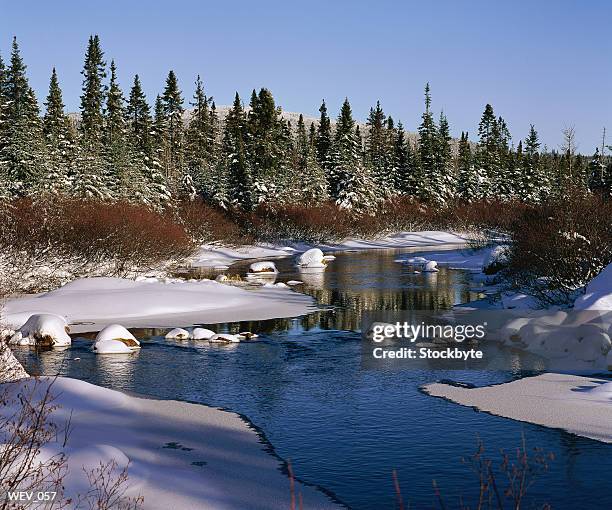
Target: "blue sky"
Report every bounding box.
[1,0,610,151]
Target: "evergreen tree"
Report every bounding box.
[316,100,333,173]
[0,38,47,194]
[416,83,440,201]
[456,132,481,201]
[522,125,546,201]
[146,94,173,205]
[103,60,133,195]
[42,67,74,194]
[329,98,377,210]
[294,114,328,203]
[161,70,185,188]
[223,93,252,209]
[366,101,390,189]
[475,104,503,198]
[393,121,416,194]
[185,75,214,198]
[588,148,606,193]
[433,111,454,201]
[75,35,107,197]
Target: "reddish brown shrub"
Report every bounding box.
[177,199,247,244]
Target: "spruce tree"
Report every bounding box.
[0,38,47,195]
[223,93,252,209]
[146,94,173,205]
[456,132,480,201]
[294,114,328,203]
[393,121,416,194]
[365,101,389,189]
[416,83,439,201]
[523,125,546,201]
[42,67,75,194]
[185,75,213,198]
[329,98,377,210]
[316,100,333,173]
[161,70,185,189]
[433,111,454,202]
[475,104,501,198]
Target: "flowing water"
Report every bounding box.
[15,249,612,509]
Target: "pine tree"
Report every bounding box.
[145,94,173,206]
[416,83,439,201]
[103,60,134,195]
[475,104,502,198]
[588,148,606,193]
[42,67,74,194]
[161,70,185,189]
[456,132,480,201]
[294,114,328,203]
[0,38,47,195]
[433,111,454,202]
[316,100,333,173]
[522,125,546,201]
[393,121,416,194]
[329,98,377,210]
[366,101,389,189]
[185,75,214,198]
[75,35,108,198]
[222,93,252,208]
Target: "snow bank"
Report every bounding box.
[424,373,612,444]
[0,377,339,509]
[574,263,612,310]
[8,313,71,347]
[0,342,29,382]
[4,277,316,332]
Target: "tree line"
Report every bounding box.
[0,35,610,211]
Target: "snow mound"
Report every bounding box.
[237,331,258,340]
[482,245,510,274]
[423,260,439,273]
[165,328,190,340]
[92,339,133,354]
[588,382,612,395]
[190,327,216,340]
[249,261,278,273]
[286,280,303,285]
[95,324,140,349]
[9,313,71,347]
[209,333,240,343]
[574,263,612,310]
[297,248,327,268]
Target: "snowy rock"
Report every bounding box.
[215,274,228,282]
[237,332,258,340]
[297,248,327,269]
[95,324,140,350]
[574,263,612,310]
[190,327,216,340]
[209,333,240,343]
[423,260,439,273]
[249,261,278,274]
[165,328,190,340]
[9,313,71,347]
[92,339,133,354]
[274,282,289,288]
[286,280,303,286]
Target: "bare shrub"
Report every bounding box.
[177,199,247,245]
[505,191,612,305]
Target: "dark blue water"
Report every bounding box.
[15,249,612,510]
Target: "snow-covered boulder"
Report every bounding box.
[237,331,258,340]
[92,339,133,354]
[215,274,228,282]
[165,328,190,340]
[574,263,612,310]
[249,261,278,274]
[297,248,327,269]
[209,333,240,343]
[190,327,216,340]
[94,324,140,350]
[9,314,71,347]
[287,280,303,286]
[423,260,439,273]
[482,245,510,275]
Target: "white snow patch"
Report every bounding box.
[297,248,326,268]
[249,261,278,273]
[190,327,216,340]
[574,263,612,310]
[9,313,71,347]
[165,328,190,340]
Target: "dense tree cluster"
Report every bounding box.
[0,36,610,210]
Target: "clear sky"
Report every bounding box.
[1,0,610,152]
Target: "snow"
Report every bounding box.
[424,373,612,444]
[190,231,471,269]
[3,276,316,333]
[95,324,140,348]
[190,327,216,340]
[297,248,327,268]
[0,377,339,509]
[248,261,278,273]
[423,260,439,272]
[165,328,190,340]
[209,333,240,343]
[482,245,510,274]
[0,341,29,382]
[93,339,133,354]
[574,263,612,310]
[8,313,71,347]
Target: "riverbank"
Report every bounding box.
[423,373,612,444]
[1,376,341,509]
